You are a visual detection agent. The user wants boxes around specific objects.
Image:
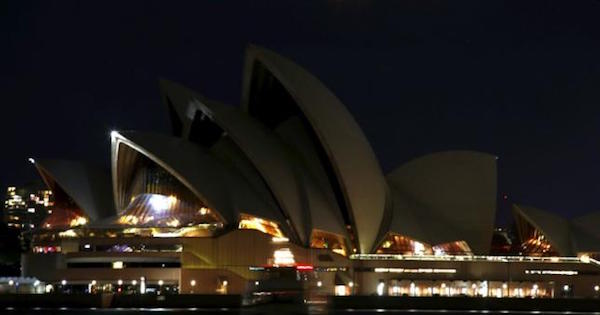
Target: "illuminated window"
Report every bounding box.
[32,246,61,254]
[310,229,348,256]
[238,214,284,238]
[117,194,220,228]
[273,248,295,266]
[375,233,433,255]
[515,214,558,256]
[41,209,88,230]
[114,147,224,229]
[432,241,473,256]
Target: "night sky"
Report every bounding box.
[2,1,600,224]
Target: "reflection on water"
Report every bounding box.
[3,307,600,315]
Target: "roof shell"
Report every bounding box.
[241,45,387,253]
[386,151,497,254]
[512,204,573,256]
[34,159,115,221]
[159,80,348,244]
[110,131,286,230]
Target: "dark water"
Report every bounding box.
[3,307,600,315]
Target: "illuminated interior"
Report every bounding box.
[376,233,433,255]
[117,193,219,228]
[515,214,559,256]
[310,229,348,256]
[42,209,88,230]
[115,143,223,229]
[36,166,88,230]
[519,229,558,256]
[376,233,473,256]
[238,213,284,238]
[432,241,473,256]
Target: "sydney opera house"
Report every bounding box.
[22,45,600,298]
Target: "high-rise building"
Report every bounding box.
[3,184,53,231]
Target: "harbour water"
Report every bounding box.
[3,307,600,315]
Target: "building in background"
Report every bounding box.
[4,183,53,231]
[21,45,600,298]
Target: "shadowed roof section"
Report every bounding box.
[386,151,497,255]
[572,211,600,240]
[111,131,287,230]
[241,44,387,253]
[512,204,573,256]
[159,78,197,138]
[33,159,115,221]
[159,80,348,245]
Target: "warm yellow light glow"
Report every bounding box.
[70,216,88,227]
[119,215,140,225]
[166,218,180,227]
[59,229,78,238]
[199,207,209,215]
[332,248,346,256]
[271,236,289,243]
[190,280,196,287]
[273,248,295,266]
[239,214,284,238]
[112,261,124,269]
[167,195,177,206]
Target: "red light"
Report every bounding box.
[296,264,314,271]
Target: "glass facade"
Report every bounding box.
[310,229,348,256]
[515,214,559,256]
[376,233,473,256]
[238,213,284,238]
[116,147,222,229]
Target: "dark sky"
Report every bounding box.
[2,1,600,224]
